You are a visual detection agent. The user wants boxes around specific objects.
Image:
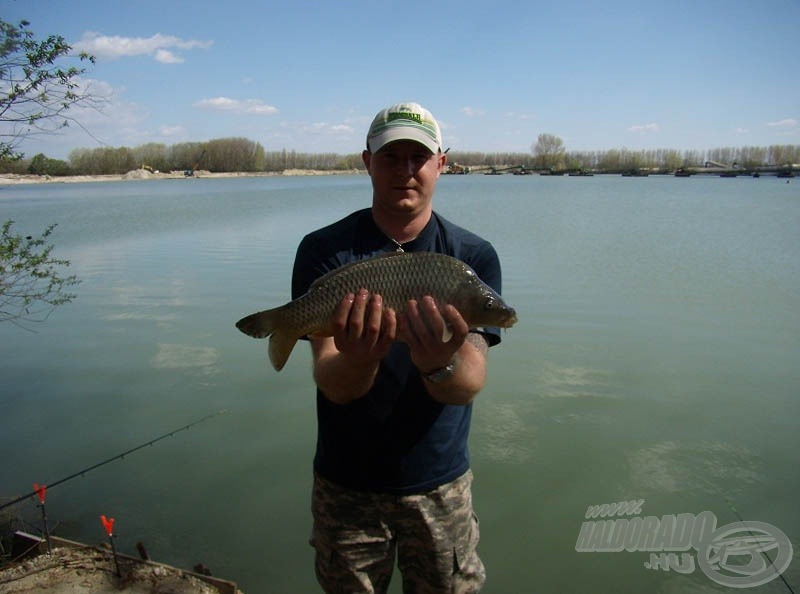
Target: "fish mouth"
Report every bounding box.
[503,308,518,327]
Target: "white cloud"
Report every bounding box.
[14,76,183,157]
[461,107,485,117]
[95,86,147,125]
[154,49,183,64]
[194,97,278,115]
[767,118,798,129]
[159,125,187,138]
[49,77,146,134]
[264,119,360,153]
[73,32,212,63]
[302,122,354,135]
[627,123,660,134]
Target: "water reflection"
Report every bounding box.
[626,440,762,496]
[474,401,537,464]
[152,343,220,375]
[536,361,613,399]
[1,176,798,593]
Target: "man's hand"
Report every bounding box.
[396,295,469,374]
[310,289,395,404]
[313,291,487,406]
[330,288,396,365]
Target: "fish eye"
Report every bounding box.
[484,297,495,310]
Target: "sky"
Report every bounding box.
[3,0,799,160]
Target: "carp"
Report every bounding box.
[236,251,517,370]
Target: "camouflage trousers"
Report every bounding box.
[310,470,485,594]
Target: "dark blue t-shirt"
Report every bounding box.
[291,208,502,494]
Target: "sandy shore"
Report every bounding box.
[0,547,220,594]
[0,535,242,594]
[0,168,363,185]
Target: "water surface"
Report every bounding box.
[1,174,798,592]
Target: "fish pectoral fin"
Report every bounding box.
[441,323,453,343]
[307,329,334,339]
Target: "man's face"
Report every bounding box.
[363,140,446,218]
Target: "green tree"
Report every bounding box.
[661,150,683,171]
[1,18,96,161]
[0,221,80,325]
[132,142,169,172]
[205,137,265,172]
[1,20,90,325]
[532,133,566,170]
[28,152,71,176]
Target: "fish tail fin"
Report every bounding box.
[268,330,298,372]
[236,306,299,371]
[236,308,281,339]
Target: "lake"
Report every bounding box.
[1,173,798,593]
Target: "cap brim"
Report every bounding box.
[368,128,439,154]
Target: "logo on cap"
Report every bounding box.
[387,111,423,125]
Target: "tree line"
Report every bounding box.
[449,135,800,173]
[2,138,797,177]
[0,138,367,175]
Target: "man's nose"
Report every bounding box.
[396,157,415,175]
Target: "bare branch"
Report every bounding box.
[1,18,97,160]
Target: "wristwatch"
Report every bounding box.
[422,361,455,383]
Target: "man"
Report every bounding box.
[291,102,504,593]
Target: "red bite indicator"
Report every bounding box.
[33,483,52,553]
[33,483,47,504]
[100,515,115,537]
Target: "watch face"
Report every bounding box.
[425,363,455,383]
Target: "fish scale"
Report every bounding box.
[236,251,517,371]
[311,253,466,310]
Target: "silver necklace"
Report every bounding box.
[390,237,405,252]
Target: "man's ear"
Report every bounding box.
[437,151,447,173]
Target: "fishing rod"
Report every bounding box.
[698,473,796,594]
[0,409,227,512]
[722,495,796,594]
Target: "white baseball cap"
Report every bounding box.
[366,102,443,154]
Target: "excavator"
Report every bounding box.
[481,165,530,175]
[444,162,471,174]
[184,149,206,177]
[704,160,740,178]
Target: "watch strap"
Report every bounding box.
[422,361,455,383]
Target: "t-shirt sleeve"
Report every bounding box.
[292,234,328,300]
